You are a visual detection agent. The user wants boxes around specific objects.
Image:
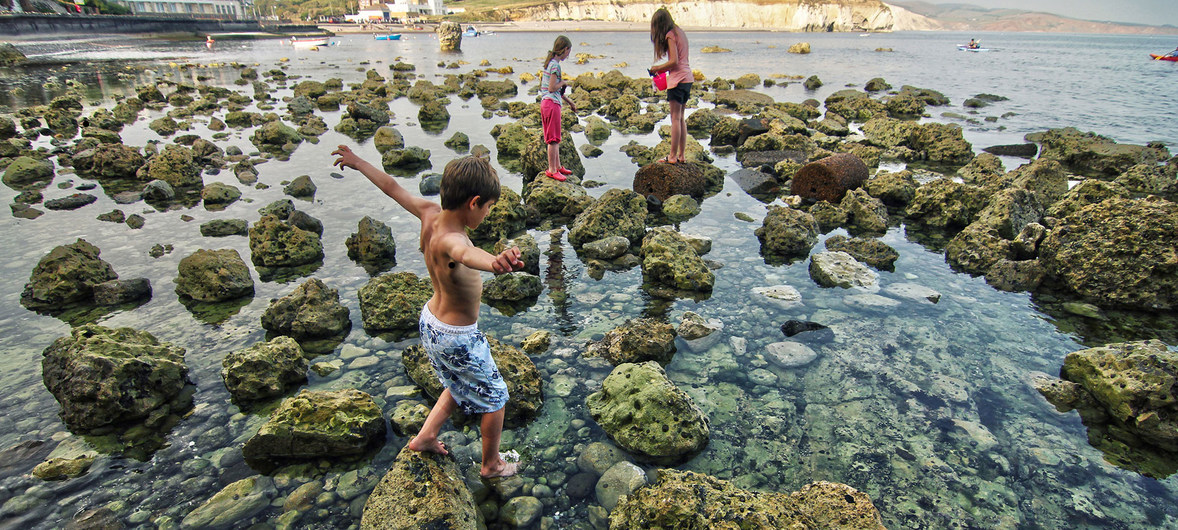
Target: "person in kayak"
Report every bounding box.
[968,39,981,49]
[1167,46,1178,58]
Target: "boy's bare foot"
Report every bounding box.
[407,436,448,455]
[480,460,520,479]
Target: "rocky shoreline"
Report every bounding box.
[0,32,1175,529]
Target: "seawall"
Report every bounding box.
[0,14,266,37]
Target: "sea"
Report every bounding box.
[0,29,1176,529]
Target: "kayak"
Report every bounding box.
[957,45,990,52]
[1151,54,1178,62]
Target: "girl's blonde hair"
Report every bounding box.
[651,8,675,60]
[544,35,572,69]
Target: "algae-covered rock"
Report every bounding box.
[283,175,316,198]
[21,239,118,311]
[640,227,714,295]
[141,145,202,189]
[0,43,27,66]
[201,182,241,206]
[346,216,396,272]
[261,278,351,340]
[909,122,973,165]
[248,214,324,267]
[42,325,189,431]
[1046,179,1130,219]
[839,188,888,235]
[610,470,885,529]
[360,445,482,530]
[402,335,542,427]
[523,174,590,222]
[71,144,146,181]
[3,156,54,190]
[242,389,385,460]
[824,235,899,271]
[1035,127,1166,178]
[469,187,525,244]
[221,336,308,402]
[373,126,405,154]
[586,318,677,367]
[174,248,254,302]
[250,120,303,152]
[569,188,648,249]
[358,271,433,331]
[181,476,276,528]
[904,178,989,230]
[380,146,432,175]
[586,361,708,464]
[482,272,543,302]
[755,205,818,262]
[1059,340,1178,453]
[1039,197,1178,309]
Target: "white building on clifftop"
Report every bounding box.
[115,0,248,19]
[351,0,445,22]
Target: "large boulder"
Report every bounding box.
[140,145,202,189]
[174,248,254,302]
[568,188,648,249]
[791,153,868,203]
[586,361,709,464]
[609,470,885,529]
[482,272,543,302]
[839,188,888,235]
[248,214,324,267]
[909,122,974,165]
[21,239,118,311]
[755,206,819,262]
[1034,127,1166,178]
[809,251,878,289]
[261,278,351,340]
[469,187,525,244]
[221,336,308,402]
[381,146,432,175]
[633,162,708,201]
[358,272,433,331]
[523,175,591,222]
[250,120,303,153]
[904,178,989,230]
[242,389,386,460]
[438,20,462,51]
[586,318,677,366]
[640,227,714,295]
[402,335,542,428]
[521,132,584,183]
[824,235,899,271]
[863,170,918,206]
[346,216,397,272]
[1039,197,1178,309]
[373,126,405,154]
[1046,179,1130,219]
[360,445,482,529]
[42,325,189,431]
[3,156,54,190]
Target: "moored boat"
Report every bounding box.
[290,37,329,48]
[374,34,402,41]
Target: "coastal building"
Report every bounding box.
[114,0,249,19]
[348,0,445,22]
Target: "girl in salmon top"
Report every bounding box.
[648,7,691,164]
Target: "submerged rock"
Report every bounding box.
[174,248,254,302]
[824,235,898,271]
[91,278,151,306]
[361,445,482,529]
[221,336,307,402]
[181,476,276,528]
[261,278,351,340]
[587,318,677,366]
[610,470,885,529]
[42,325,189,431]
[809,251,878,289]
[242,389,385,461]
[586,361,709,465]
[21,239,117,311]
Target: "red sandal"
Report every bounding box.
[545,170,567,182]
[557,167,573,175]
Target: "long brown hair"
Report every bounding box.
[544,35,572,70]
[651,8,675,59]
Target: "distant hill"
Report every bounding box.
[891,1,1178,34]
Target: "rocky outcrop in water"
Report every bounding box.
[360,445,482,529]
[610,470,885,528]
[437,20,462,51]
[221,336,308,402]
[1030,127,1169,179]
[3,156,54,190]
[345,216,396,273]
[0,43,27,66]
[469,187,526,244]
[42,325,189,431]
[633,161,708,200]
[248,214,324,267]
[242,389,385,461]
[586,318,677,366]
[568,188,648,249]
[21,239,118,311]
[756,205,819,263]
[261,278,351,341]
[174,248,254,302]
[587,361,709,464]
[402,335,542,428]
[358,271,433,331]
[640,227,715,296]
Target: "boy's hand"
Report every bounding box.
[331,145,362,170]
[490,247,523,274]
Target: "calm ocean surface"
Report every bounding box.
[0,30,1176,528]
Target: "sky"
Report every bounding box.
[916,0,1178,27]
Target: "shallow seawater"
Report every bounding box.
[0,30,1176,528]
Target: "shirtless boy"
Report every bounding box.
[332,145,524,478]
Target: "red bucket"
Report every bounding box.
[652,71,668,91]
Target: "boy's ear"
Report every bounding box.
[466,196,481,210]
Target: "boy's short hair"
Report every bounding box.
[440,156,500,210]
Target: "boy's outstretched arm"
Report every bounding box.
[442,234,524,274]
[332,145,437,220]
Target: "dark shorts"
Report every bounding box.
[668,82,692,105]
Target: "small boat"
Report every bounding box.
[957,45,990,52]
[1151,54,1178,62]
[463,27,479,37]
[374,34,402,41]
[290,37,329,48]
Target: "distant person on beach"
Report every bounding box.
[649,7,691,164]
[540,35,576,181]
[330,146,525,479]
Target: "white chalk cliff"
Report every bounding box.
[499,1,940,32]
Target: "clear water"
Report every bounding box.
[0,30,1175,528]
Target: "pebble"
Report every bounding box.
[347,356,379,369]
[764,341,818,368]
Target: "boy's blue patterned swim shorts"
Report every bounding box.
[418,304,509,415]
